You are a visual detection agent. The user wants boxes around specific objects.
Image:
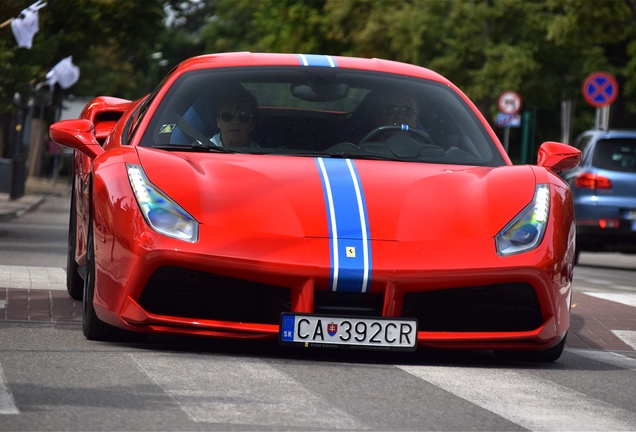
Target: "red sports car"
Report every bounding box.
[50,52,580,361]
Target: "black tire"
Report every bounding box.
[66,183,84,300]
[494,333,567,363]
[83,221,118,341]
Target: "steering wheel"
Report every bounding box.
[359,124,434,145]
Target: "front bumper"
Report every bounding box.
[108,263,568,351]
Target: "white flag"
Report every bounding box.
[45,56,80,90]
[10,0,47,49]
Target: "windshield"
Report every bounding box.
[139,67,505,166]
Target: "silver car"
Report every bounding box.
[562,129,636,263]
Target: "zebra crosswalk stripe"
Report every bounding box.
[129,352,364,429]
[612,330,636,350]
[0,363,18,415]
[583,291,636,308]
[569,348,636,370]
[397,357,636,431]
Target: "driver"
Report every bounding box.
[348,90,422,144]
[356,90,441,160]
[373,92,420,131]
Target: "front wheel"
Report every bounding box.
[83,215,147,343]
[83,222,117,340]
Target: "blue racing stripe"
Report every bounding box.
[297,54,338,68]
[316,158,371,293]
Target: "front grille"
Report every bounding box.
[402,283,543,332]
[138,266,291,324]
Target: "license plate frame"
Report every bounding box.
[279,313,418,352]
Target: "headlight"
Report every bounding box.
[496,184,550,256]
[127,164,199,242]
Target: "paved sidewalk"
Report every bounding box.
[569,291,636,351]
[1,287,81,323]
[0,176,71,222]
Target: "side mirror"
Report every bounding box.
[536,141,581,172]
[49,119,104,160]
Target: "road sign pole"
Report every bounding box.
[594,106,609,130]
[520,109,536,164]
[560,99,573,144]
[503,127,510,153]
[595,107,600,129]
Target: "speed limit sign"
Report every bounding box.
[498,91,522,115]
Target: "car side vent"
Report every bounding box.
[138,266,291,325]
[402,283,543,332]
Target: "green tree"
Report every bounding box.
[321,0,636,143]
[0,0,167,116]
[544,0,636,130]
[4,0,636,154]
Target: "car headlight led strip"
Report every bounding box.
[496,184,550,256]
[127,164,199,242]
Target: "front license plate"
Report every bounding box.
[279,313,418,351]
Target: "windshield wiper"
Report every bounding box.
[324,152,398,161]
[152,144,243,153]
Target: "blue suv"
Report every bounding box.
[561,129,636,263]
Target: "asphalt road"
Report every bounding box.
[2,323,636,431]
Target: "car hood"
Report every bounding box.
[137,149,537,242]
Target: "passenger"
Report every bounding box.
[210,87,260,148]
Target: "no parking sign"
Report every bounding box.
[582,72,618,107]
[498,91,522,114]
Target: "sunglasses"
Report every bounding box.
[381,104,418,118]
[219,111,254,123]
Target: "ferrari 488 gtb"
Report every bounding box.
[50,52,580,362]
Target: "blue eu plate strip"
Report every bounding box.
[316,158,371,293]
[280,315,295,342]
